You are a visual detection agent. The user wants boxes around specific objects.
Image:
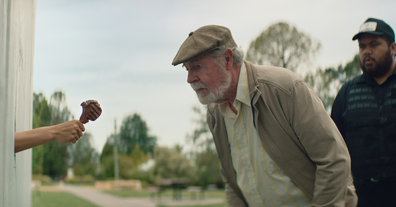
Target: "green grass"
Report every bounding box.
[157,203,228,207]
[103,189,228,207]
[103,189,226,199]
[32,191,98,207]
[32,187,228,207]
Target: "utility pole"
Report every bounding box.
[113,119,119,181]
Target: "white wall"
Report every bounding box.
[0,0,36,206]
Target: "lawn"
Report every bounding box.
[103,189,228,207]
[32,187,228,207]
[157,203,228,207]
[32,191,98,207]
[104,189,226,198]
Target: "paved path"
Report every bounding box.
[60,184,156,207]
[59,184,224,207]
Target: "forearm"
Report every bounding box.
[15,126,54,153]
[14,120,85,153]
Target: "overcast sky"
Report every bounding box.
[33,0,396,153]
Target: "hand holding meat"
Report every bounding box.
[79,100,102,124]
[51,120,85,144]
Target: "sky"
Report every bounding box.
[33,0,396,153]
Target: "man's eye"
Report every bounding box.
[196,65,202,69]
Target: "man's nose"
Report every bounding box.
[363,46,373,56]
[187,71,198,84]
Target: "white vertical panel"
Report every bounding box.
[13,0,36,206]
[0,0,36,206]
[0,0,17,206]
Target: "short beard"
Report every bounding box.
[191,65,231,105]
[360,48,394,78]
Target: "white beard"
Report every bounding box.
[190,67,231,105]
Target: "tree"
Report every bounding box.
[32,90,74,179]
[32,93,51,129]
[68,132,99,176]
[304,54,361,111]
[186,105,214,153]
[195,149,222,188]
[32,93,51,174]
[130,145,148,168]
[246,22,321,73]
[100,134,148,179]
[99,134,118,179]
[186,105,222,187]
[119,113,157,155]
[49,91,73,125]
[151,146,195,185]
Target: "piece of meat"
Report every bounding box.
[79,100,102,124]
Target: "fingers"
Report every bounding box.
[52,120,86,144]
[76,120,85,132]
[73,120,84,142]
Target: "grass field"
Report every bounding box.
[32,191,98,207]
[32,187,228,207]
[104,188,226,198]
[104,189,227,207]
[157,203,228,207]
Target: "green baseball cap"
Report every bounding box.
[352,17,395,42]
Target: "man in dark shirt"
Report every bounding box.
[331,17,396,207]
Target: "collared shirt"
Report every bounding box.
[220,63,312,207]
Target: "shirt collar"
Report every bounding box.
[235,63,250,106]
[219,63,250,116]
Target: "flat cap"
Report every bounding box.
[172,25,237,66]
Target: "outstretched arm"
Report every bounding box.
[14,120,85,153]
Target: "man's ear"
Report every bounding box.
[224,49,234,70]
[391,42,396,58]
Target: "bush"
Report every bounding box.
[65,175,95,184]
[32,174,53,185]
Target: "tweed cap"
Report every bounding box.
[172,25,237,66]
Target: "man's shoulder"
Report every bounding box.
[340,75,362,90]
[248,62,299,80]
[245,61,305,92]
[335,75,363,101]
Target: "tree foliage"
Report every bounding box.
[246,22,321,73]
[68,132,99,176]
[100,133,149,180]
[119,113,157,155]
[304,54,361,111]
[151,146,195,185]
[32,90,97,179]
[194,149,222,188]
[186,105,214,152]
[186,105,222,187]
